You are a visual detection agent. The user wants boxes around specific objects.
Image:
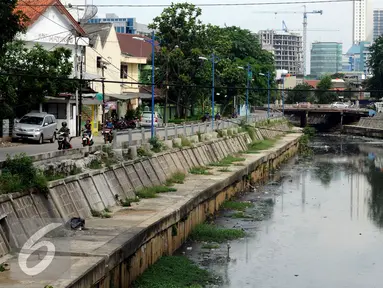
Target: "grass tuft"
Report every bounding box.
[120,197,140,207]
[246,139,277,153]
[221,200,254,211]
[190,223,245,242]
[201,243,220,249]
[218,168,231,172]
[132,256,212,288]
[136,185,177,198]
[166,172,186,186]
[189,167,211,175]
[209,155,246,167]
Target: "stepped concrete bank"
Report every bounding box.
[343,116,383,138]
[0,122,300,288]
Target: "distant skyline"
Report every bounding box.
[66,0,383,72]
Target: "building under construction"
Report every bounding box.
[258,30,303,75]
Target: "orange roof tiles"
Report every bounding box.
[15,0,85,35]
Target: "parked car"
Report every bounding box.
[12,112,57,144]
[331,102,349,108]
[296,102,311,108]
[139,111,163,127]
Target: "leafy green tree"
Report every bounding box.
[0,1,28,53]
[148,2,275,117]
[0,41,75,118]
[367,35,383,99]
[286,83,314,104]
[330,72,345,79]
[315,75,338,104]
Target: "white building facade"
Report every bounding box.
[17,0,89,135]
[353,0,373,43]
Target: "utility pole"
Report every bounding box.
[101,64,106,133]
[165,56,169,124]
[211,53,215,130]
[74,36,79,136]
[78,47,84,135]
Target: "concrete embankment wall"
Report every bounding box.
[0,122,293,287]
[342,116,383,138]
[61,132,300,288]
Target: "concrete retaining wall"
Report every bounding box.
[0,132,256,245]
[60,132,300,288]
[343,125,383,138]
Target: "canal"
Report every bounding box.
[182,134,383,288]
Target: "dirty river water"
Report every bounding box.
[180,135,383,288]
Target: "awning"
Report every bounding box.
[108,93,155,100]
[83,72,102,80]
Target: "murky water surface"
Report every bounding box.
[182,135,383,288]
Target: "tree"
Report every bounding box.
[315,75,338,104]
[149,3,275,117]
[0,41,75,118]
[0,0,28,54]
[286,83,314,104]
[330,72,345,79]
[367,35,383,99]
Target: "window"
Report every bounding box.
[43,103,67,119]
[97,56,102,68]
[121,64,128,79]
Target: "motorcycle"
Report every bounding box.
[82,130,94,147]
[57,132,72,150]
[102,128,113,144]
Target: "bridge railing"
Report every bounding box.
[112,114,284,148]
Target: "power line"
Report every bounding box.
[0,70,378,94]
[17,0,357,8]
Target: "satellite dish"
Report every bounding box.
[79,5,98,24]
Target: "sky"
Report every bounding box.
[72,0,383,72]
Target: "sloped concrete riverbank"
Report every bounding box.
[0,124,301,288]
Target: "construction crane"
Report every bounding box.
[280,20,339,33]
[253,6,323,76]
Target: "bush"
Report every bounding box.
[0,153,48,194]
[302,126,316,138]
[149,136,164,153]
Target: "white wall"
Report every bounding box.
[85,26,121,95]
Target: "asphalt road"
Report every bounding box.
[0,111,274,161]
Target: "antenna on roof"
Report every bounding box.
[79,5,98,24]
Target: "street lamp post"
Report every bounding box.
[133,31,157,138]
[259,72,271,118]
[199,54,218,130]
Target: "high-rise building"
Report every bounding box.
[310,42,342,77]
[258,30,302,75]
[344,41,371,75]
[88,14,150,35]
[353,0,373,43]
[373,9,383,41]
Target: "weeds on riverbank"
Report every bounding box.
[209,155,245,167]
[190,223,245,242]
[299,126,315,156]
[221,200,254,211]
[246,139,277,153]
[120,197,140,207]
[136,185,177,198]
[91,208,112,218]
[0,153,48,195]
[189,167,212,175]
[132,256,212,288]
[166,172,186,186]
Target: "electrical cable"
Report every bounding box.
[17,0,357,8]
[0,70,378,94]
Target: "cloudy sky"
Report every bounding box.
[72,0,383,71]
